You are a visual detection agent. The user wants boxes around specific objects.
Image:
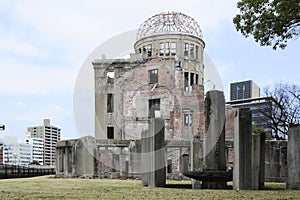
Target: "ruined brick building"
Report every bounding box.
[94,12,205,141]
[56,12,287,181]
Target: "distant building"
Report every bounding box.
[3,142,32,165]
[25,133,44,165]
[228,80,271,132]
[230,80,260,101]
[227,98,271,132]
[27,119,61,166]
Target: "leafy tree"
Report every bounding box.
[263,83,300,139]
[253,126,272,140]
[30,160,41,165]
[233,0,300,49]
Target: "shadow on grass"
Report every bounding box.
[165,182,286,190]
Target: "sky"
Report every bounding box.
[0,0,299,141]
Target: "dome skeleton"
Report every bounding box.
[136,12,203,40]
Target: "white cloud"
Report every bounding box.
[0,56,76,95]
[0,38,50,58]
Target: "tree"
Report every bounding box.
[263,83,300,139]
[30,160,41,165]
[233,0,300,49]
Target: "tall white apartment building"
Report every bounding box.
[27,119,61,166]
[25,132,44,165]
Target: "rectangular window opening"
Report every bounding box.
[184,72,189,92]
[190,44,194,58]
[107,127,114,139]
[107,71,114,84]
[195,74,199,85]
[149,99,160,118]
[171,42,176,56]
[184,43,189,57]
[107,94,114,113]
[184,113,193,126]
[147,44,152,57]
[165,42,170,56]
[190,73,194,86]
[149,69,158,84]
[195,45,199,59]
[159,43,164,56]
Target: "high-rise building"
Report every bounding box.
[27,119,61,166]
[227,80,271,133]
[230,80,260,101]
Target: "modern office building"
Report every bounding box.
[27,119,61,166]
[3,143,32,165]
[230,80,260,101]
[228,80,271,133]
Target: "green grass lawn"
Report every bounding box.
[0,176,299,199]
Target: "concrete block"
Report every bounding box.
[141,118,166,187]
[233,108,252,190]
[251,132,265,189]
[286,125,300,190]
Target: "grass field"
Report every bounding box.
[0,176,299,199]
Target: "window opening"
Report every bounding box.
[107,127,114,139]
[184,72,189,92]
[165,42,170,56]
[184,43,189,57]
[190,73,194,86]
[190,44,194,58]
[159,43,164,56]
[147,44,152,57]
[149,99,160,118]
[149,69,158,84]
[184,113,193,126]
[107,72,114,84]
[195,45,199,59]
[107,94,114,113]
[171,42,176,56]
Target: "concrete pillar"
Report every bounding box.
[191,136,202,189]
[233,108,252,190]
[251,132,265,189]
[112,154,120,172]
[286,125,300,189]
[202,90,226,189]
[180,154,189,173]
[63,147,69,177]
[141,118,166,187]
[74,136,97,178]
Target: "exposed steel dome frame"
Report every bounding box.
[136,12,203,40]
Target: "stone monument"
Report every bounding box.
[141,118,166,187]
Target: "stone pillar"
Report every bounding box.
[112,154,120,172]
[180,154,189,174]
[63,147,69,177]
[141,118,166,187]
[286,125,300,189]
[202,90,226,189]
[191,136,202,189]
[233,108,252,190]
[251,132,265,189]
[74,136,97,178]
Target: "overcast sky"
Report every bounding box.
[0,0,299,140]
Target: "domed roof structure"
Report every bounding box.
[136,12,203,40]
